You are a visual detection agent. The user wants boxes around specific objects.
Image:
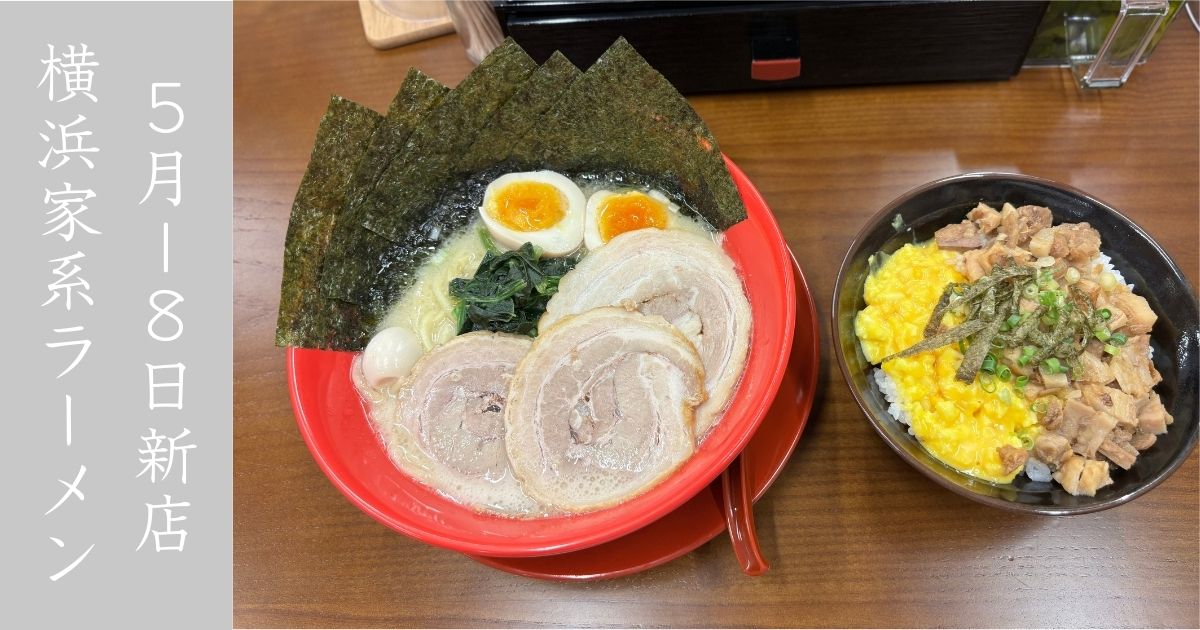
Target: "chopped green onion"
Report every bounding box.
[1099,272,1117,291]
[981,353,997,374]
[1018,346,1036,366]
[1064,267,1081,284]
[958,339,966,353]
[997,366,1012,381]
[1043,357,1063,374]
[1038,290,1057,307]
[1098,308,1112,320]
[1032,400,1048,414]
[1022,283,1038,300]
[1015,375,1030,389]
[1093,326,1111,342]
[999,388,1012,404]
[891,214,906,231]
[979,373,996,393]
[990,337,1005,348]
[1019,434,1034,449]
[1110,332,1127,346]
[1006,314,1022,328]
[1104,344,1121,356]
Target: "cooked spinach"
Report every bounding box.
[449,232,577,336]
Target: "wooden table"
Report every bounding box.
[234,3,1199,627]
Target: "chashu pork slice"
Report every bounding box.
[505,307,706,513]
[541,228,751,438]
[362,331,544,516]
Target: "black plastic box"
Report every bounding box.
[495,0,1050,94]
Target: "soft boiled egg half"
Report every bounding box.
[479,171,585,257]
[584,188,679,250]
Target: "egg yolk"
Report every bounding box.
[597,192,669,243]
[486,181,566,232]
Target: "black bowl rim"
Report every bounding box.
[831,171,1199,515]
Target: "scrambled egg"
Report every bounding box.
[855,242,1040,484]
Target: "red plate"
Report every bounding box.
[470,256,818,579]
[288,157,796,557]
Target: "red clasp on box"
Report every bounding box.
[751,58,801,81]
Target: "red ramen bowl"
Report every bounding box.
[288,156,795,557]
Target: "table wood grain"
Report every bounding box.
[233,3,1199,627]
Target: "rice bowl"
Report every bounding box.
[867,248,1148,489]
[832,172,1198,514]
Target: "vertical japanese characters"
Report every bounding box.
[137,81,195,554]
[39,46,201,580]
[10,6,231,623]
[39,42,100,582]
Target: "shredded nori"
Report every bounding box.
[882,260,1114,384]
[885,319,987,364]
[275,96,382,348]
[956,316,1004,383]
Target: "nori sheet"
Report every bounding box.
[505,37,746,230]
[315,71,448,304]
[457,51,581,173]
[281,38,746,351]
[319,38,538,304]
[345,69,447,215]
[274,95,382,348]
[354,53,579,312]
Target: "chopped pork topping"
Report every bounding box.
[1111,293,1157,336]
[1109,335,1160,399]
[1077,459,1113,496]
[922,204,1167,496]
[1033,433,1071,466]
[998,445,1028,475]
[1076,351,1113,384]
[1129,431,1157,451]
[1051,223,1101,263]
[1040,398,1064,431]
[934,220,989,250]
[1081,384,1138,431]
[999,204,1053,246]
[1055,455,1114,496]
[1098,438,1139,470]
[1073,411,1119,459]
[967,203,1003,233]
[1136,393,1171,434]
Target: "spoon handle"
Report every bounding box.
[721,453,769,576]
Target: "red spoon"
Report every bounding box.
[720,453,769,575]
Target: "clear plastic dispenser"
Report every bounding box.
[1066,0,1171,88]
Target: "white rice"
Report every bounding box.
[871,250,1140,481]
[1024,456,1053,482]
[1094,252,1133,291]
[873,368,915,435]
